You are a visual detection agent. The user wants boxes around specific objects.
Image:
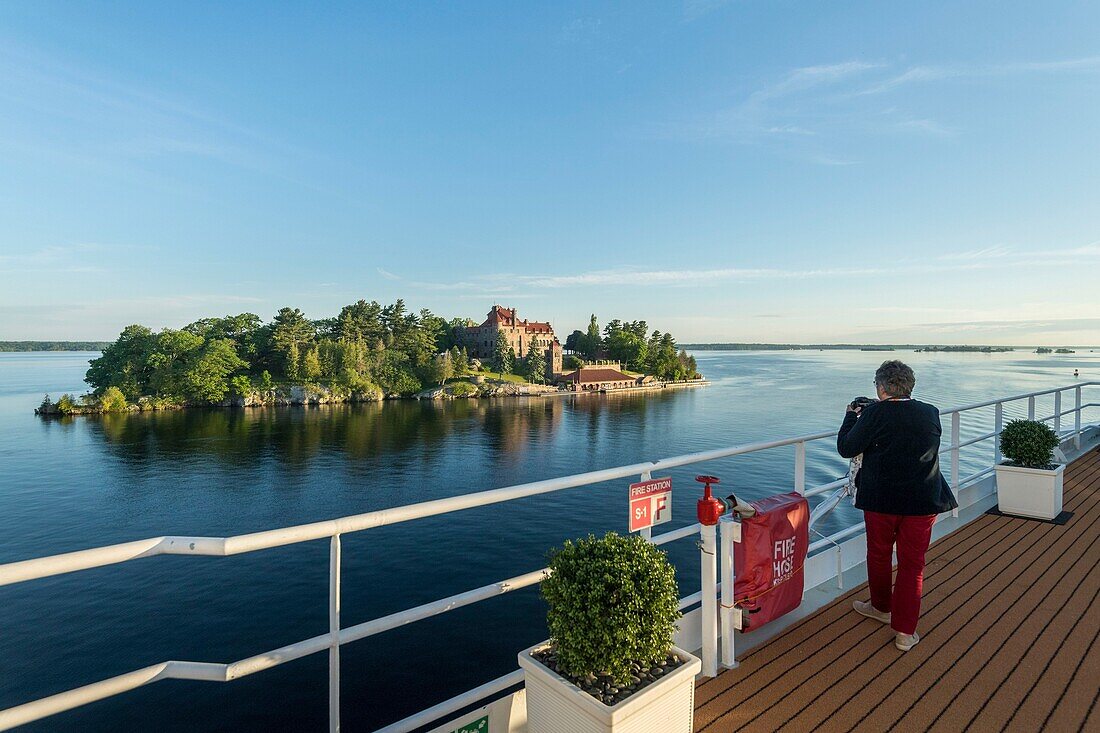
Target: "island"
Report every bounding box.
[35,303,703,415]
[0,341,111,352]
[913,346,1014,353]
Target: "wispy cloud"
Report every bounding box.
[379,241,1100,294]
[0,42,300,181]
[661,54,1100,158]
[858,56,1100,95]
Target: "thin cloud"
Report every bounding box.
[858,56,1100,95]
[663,54,1100,159]
[381,244,1100,294]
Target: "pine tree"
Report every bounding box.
[286,342,301,382]
[584,314,601,360]
[302,345,322,381]
[492,331,512,375]
[526,345,547,384]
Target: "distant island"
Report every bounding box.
[0,341,110,352]
[913,345,1014,353]
[681,343,1016,352]
[35,302,702,415]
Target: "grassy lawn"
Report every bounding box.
[484,371,529,384]
[440,371,532,387]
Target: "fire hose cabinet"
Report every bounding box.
[732,492,809,632]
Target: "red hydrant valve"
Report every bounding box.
[696,474,726,526]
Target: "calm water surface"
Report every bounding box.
[1,350,1096,731]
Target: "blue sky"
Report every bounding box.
[1,1,1099,344]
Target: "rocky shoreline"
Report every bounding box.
[34,380,564,415]
[35,377,707,416]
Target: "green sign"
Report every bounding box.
[451,716,488,733]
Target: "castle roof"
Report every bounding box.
[470,305,555,334]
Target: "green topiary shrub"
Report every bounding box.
[1000,419,1060,468]
[541,532,680,686]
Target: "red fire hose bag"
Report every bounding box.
[732,492,809,632]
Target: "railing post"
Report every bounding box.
[1028,396,1036,420]
[794,442,806,496]
[994,402,1004,464]
[329,534,341,733]
[700,523,718,678]
[1075,387,1082,448]
[1055,390,1062,433]
[639,470,652,542]
[718,515,738,669]
[951,412,960,518]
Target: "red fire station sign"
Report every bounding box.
[629,477,672,532]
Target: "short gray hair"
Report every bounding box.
[875,360,915,397]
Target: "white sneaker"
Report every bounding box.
[853,600,891,624]
[895,632,920,651]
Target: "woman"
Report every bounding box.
[837,360,958,651]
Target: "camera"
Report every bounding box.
[849,396,877,411]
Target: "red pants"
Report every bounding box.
[864,511,937,635]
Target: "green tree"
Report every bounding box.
[257,370,274,391]
[98,386,128,412]
[430,351,454,386]
[335,300,384,343]
[564,330,585,354]
[230,375,252,399]
[492,330,513,375]
[271,307,315,378]
[147,329,205,397]
[301,345,322,382]
[181,338,248,403]
[526,345,547,384]
[583,314,601,360]
[607,329,647,371]
[86,324,156,399]
[450,346,469,377]
[285,341,302,382]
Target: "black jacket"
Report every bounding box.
[837,399,958,516]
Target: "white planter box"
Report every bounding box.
[518,642,701,733]
[995,462,1065,520]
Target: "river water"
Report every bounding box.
[1,349,1096,731]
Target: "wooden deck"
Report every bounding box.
[695,448,1100,732]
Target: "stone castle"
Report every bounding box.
[466,305,563,379]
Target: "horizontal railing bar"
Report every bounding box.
[958,466,996,487]
[940,381,1098,415]
[652,523,701,545]
[805,478,848,497]
[956,430,999,449]
[373,669,525,733]
[808,521,866,553]
[339,569,547,647]
[679,590,703,609]
[0,661,229,732]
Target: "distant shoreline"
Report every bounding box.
[0,342,110,352]
[681,343,1097,352]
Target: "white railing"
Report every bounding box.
[0,382,1097,732]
